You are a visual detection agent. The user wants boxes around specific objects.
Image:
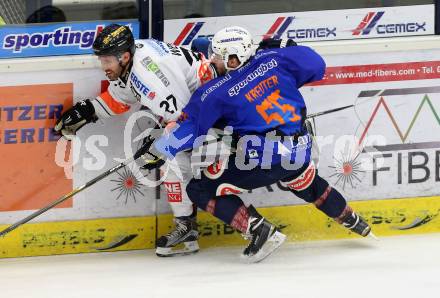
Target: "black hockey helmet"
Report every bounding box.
[93,24,135,57]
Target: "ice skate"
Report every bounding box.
[338,207,372,237]
[240,205,286,263]
[156,216,199,257]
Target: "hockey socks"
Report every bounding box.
[204,195,249,233]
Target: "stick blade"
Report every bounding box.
[93,234,138,251]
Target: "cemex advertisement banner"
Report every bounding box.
[164,5,434,44]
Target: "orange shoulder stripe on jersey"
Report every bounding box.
[98,90,130,114]
[198,60,214,85]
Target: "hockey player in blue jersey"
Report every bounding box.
[143,26,372,263]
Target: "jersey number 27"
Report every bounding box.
[160,94,178,114]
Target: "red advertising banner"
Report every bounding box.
[0,83,73,211]
[311,61,440,86]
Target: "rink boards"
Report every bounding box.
[1,195,439,258]
[2,31,440,258]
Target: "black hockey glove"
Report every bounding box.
[256,38,297,52]
[134,135,166,171]
[54,99,96,139]
[140,154,165,171]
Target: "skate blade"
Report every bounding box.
[241,231,287,264]
[156,241,199,257]
[368,231,379,241]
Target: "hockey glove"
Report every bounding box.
[54,99,96,139]
[134,135,166,171]
[139,153,165,171]
[256,38,297,52]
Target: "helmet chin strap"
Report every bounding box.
[117,54,126,67]
[118,55,133,83]
[119,59,133,83]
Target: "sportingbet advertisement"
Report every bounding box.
[0,20,139,58]
[164,5,434,44]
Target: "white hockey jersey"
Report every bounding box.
[91,39,215,122]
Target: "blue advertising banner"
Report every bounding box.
[0,20,139,59]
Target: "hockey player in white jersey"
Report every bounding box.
[54,24,217,257]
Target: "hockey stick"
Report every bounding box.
[94,234,139,250]
[307,104,354,119]
[201,104,356,148]
[0,154,141,238]
[0,105,353,238]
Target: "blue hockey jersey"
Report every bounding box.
[154,45,326,165]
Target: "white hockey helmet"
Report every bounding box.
[209,26,254,71]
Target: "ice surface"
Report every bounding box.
[1,233,439,298]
